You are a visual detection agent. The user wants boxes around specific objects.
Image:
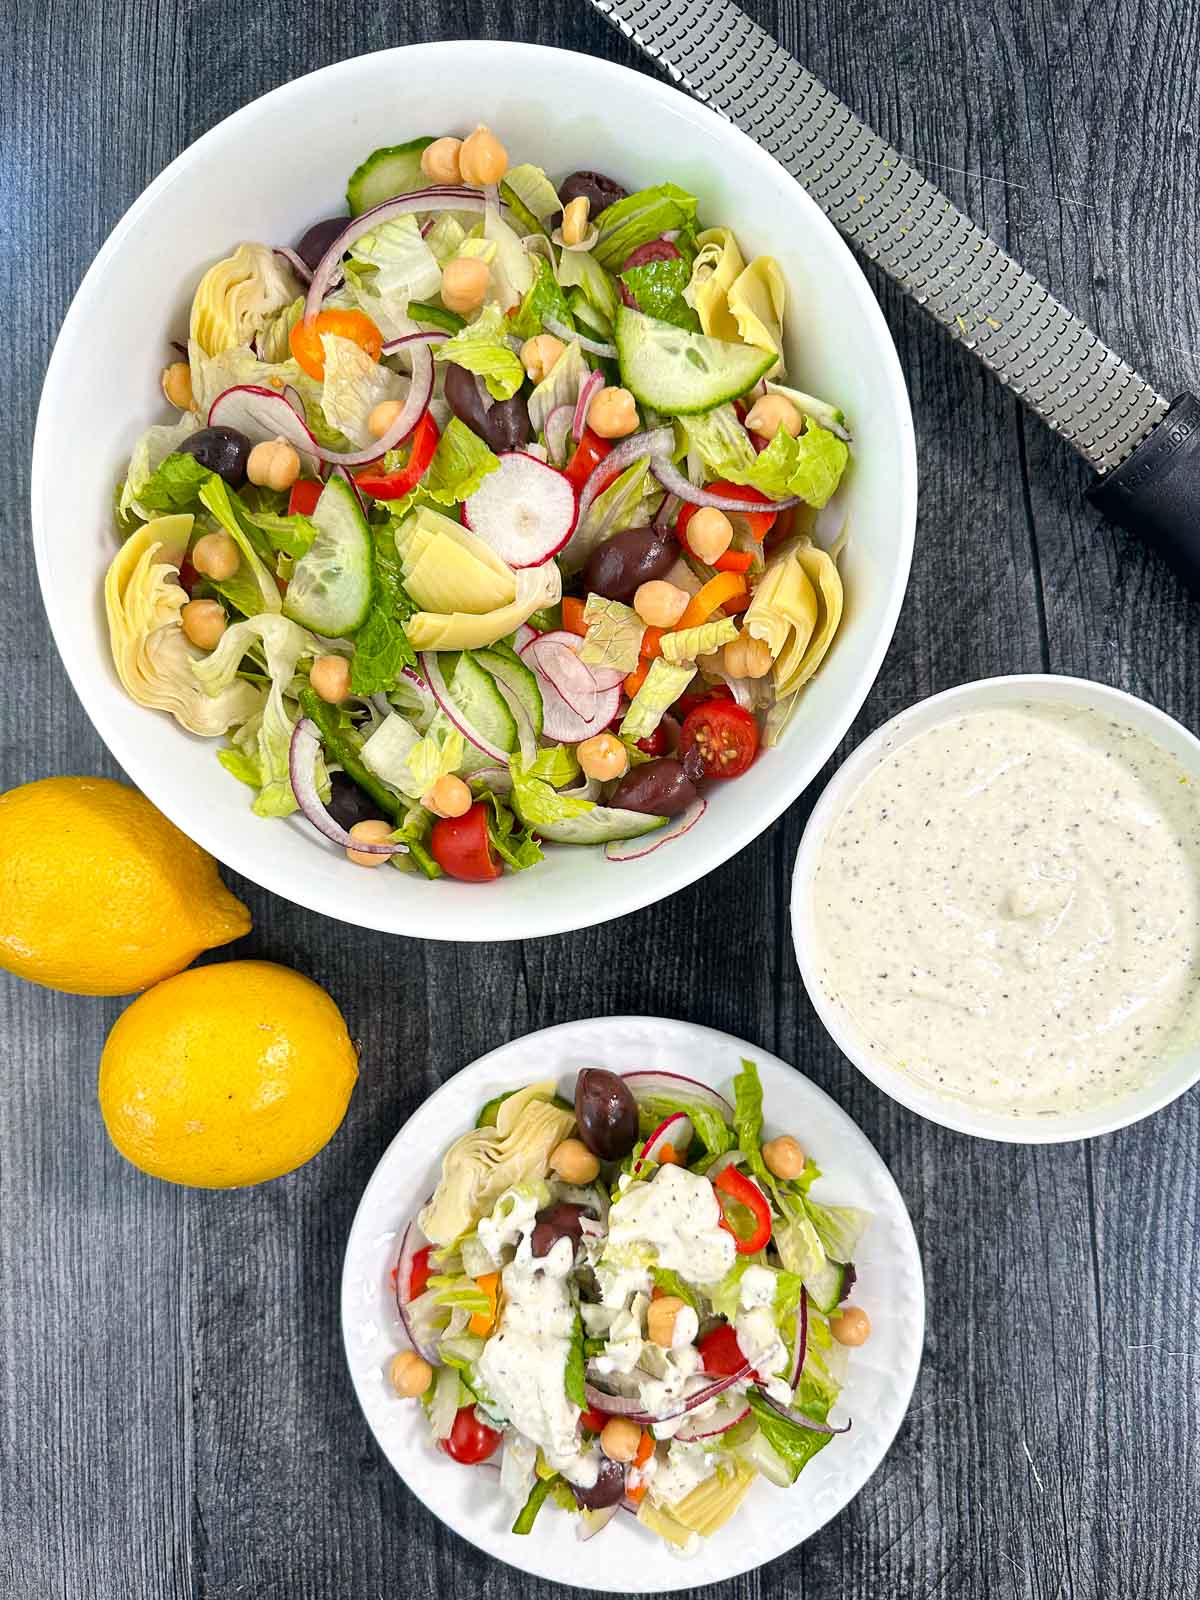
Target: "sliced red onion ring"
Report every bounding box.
[605,797,707,861]
[576,1503,620,1541]
[762,1392,851,1435]
[394,1216,442,1367]
[788,1288,809,1387]
[584,1360,752,1425]
[512,623,541,654]
[421,651,511,763]
[544,405,575,467]
[328,463,368,517]
[650,451,802,513]
[544,313,617,360]
[573,369,605,442]
[620,1069,734,1117]
[305,190,505,319]
[575,427,675,529]
[653,491,682,534]
[527,639,601,719]
[466,764,514,796]
[381,328,450,357]
[717,671,755,710]
[288,720,407,855]
[274,245,313,285]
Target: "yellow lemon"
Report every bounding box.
[98,960,359,1187]
[0,776,250,995]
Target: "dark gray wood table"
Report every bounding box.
[5,2,1200,1596]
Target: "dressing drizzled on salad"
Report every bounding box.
[387,1061,874,1553]
[106,124,853,883]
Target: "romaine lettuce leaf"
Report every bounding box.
[725,421,849,509]
[509,760,595,826]
[556,247,620,325]
[745,1390,833,1482]
[660,618,737,664]
[578,593,645,674]
[503,163,563,223]
[526,339,589,435]
[650,1267,701,1312]
[118,415,204,521]
[523,744,580,787]
[803,1198,869,1265]
[484,204,535,310]
[197,476,282,615]
[732,1058,771,1185]
[619,658,695,742]
[509,254,574,342]
[433,303,525,401]
[420,416,500,505]
[620,254,699,331]
[320,333,404,449]
[217,746,261,788]
[679,404,757,481]
[427,1273,491,1316]
[763,379,850,441]
[565,1311,587,1409]
[592,183,700,270]
[135,450,211,514]
[635,1094,735,1161]
[561,458,653,575]
[243,506,317,559]
[350,521,418,695]
[484,794,544,872]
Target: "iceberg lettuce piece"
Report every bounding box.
[660,617,737,665]
[503,163,562,223]
[578,594,645,674]
[619,658,695,743]
[347,214,441,313]
[726,420,849,509]
[319,333,404,449]
[433,303,525,401]
[483,204,534,310]
[679,403,757,481]
[118,415,203,522]
[419,417,500,505]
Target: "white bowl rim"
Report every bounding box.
[791,672,1200,1143]
[32,40,917,941]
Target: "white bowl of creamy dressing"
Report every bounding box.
[792,675,1200,1142]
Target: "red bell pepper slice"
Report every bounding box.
[679,482,777,547]
[287,478,323,518]
[353,412,440,500]
[564,427,612,493]
[714,1165,773,1253]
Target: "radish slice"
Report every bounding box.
[209,385,321,470]
[674,1396,750,1443]
[573,369,604,441]
[421,652,511,763]
[288,720,407,856]
[534,629,624,693]
[650,450,802,513]
[544,405,575,467]
[620,1069,734,1117]
[462,453,577,568]
[520,636,620,742]
[512,623,541,653]
[527,639,601,718]
[632,1112,694,1176]
[605,798,707,860]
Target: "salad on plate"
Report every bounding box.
[107,125,852,882]
[387,1059,873,1553]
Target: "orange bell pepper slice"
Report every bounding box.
[290,308,383,381]
[561,596,588,636]
[675,571,749,633]
[468,1272,501,1337]
[639,625,665,660]
[624,1429,656,1503]
[624,660,650,697]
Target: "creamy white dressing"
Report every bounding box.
[606,1165,736,1285]
[812,702,1200,1116]
[738,1264,778,1311]
[735,1305,792,1406]
[649,1440,719,1508]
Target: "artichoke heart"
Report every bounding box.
[664,1459,757,1537]
[684,227,746,342]
[726,255,787,377]
[406,560,562,653]
[105,517,263,736]
[189,242,301,358]
[397,506,516,616]
[744,539,845,700]
[418,1081,575,1246]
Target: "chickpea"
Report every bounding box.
[520,333,566,384]
[587,385,638,439]
[745,392,803,440]
[441,256,490,315]
[599,1416,642,1463]
[576,732,629,783]
[762,1134,806,1180]
[686,506,734,565]
[389,1349,433,1398]
[368,399,405,440]
[830,1306,872,1347]
[310,654,351,704]
[458,124,509,187]
[161,361,193,410]
[549,1137,600,1184]
[634,580,690,629]
[191,532,240,583]
[180,599,226,651]
[246,436,300,492]
[420,136,464,186]
[423,774,472,819]
[646,1294,688,1349]
[724,628,774,680]
[560,196,591,247]
[346,818,395,868]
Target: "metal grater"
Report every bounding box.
[589,0,1200,587]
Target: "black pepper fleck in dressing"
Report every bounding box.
[810,702,1200,1117]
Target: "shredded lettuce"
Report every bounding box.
[592,183,699,270]
[527,339,589,435]
[619,658,695,742]
[433,303,525,400]
[424,213,467,267]
[319,333,404,449]
[427,1273,491,1316]
[344,215,441,333]
[480,790,544,871]
[504,163,563,223]
[660,617,737,664]
[578,594,645,674]
[509,254,574,342]
[118,415,203,521]
[726,421,849,509]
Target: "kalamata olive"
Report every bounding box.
[574,1069,639,1160]
[582,526,677,603]
[571,1454,627,1511]
[611,758,698,819]
[558,170,629,218]
[326,773,379,833]
[619,238,683,309]
[176,425,251,488]
[531,1201,589,1259]
[443,361,531,453]
[295,215,349,272]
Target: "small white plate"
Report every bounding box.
[340,1016,925,1592]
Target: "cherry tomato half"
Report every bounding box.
[287,478,323,518]
[698,1323,749,1377]
[438,1405,502,1464]
[675,682,732,721]
[430,801,502,882]
[679,701,760,780]
[290,308,383,381]
[564,427,613,493]
[579,1406,609,1434]
[408,1245,433,1302]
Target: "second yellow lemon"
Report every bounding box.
[99,960,359,1187]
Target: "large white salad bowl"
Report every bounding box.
[32,41,916,939]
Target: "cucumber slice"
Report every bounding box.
[447,650,518,754]
[615,307,776,415]
[474,644,544,740]
[528,805,667,846]
[346,137,435,216]
[282,476,373,637]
